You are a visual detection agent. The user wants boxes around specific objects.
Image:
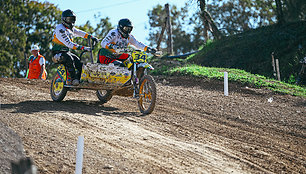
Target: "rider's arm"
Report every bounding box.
[128,35,148,51]
[101,29,117,53]
[53,25,85,50]
[39,56,46,79]
[73,27,91,39]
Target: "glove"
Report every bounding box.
[83,46,91,52]
[91,35,98,43]
[52,53,63,63]
[109,44,118,50]
[146,47,157,54]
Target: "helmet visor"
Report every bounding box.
[65,16,76,23]
[123,26,133,33]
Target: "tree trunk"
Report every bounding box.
[275,0,285,24]
[198,0,223,40]
[165,3,174,55]
[156,19,167,50]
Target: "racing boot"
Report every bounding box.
[68,67,79,86]
[72,79,80,86]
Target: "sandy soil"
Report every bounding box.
[0,77,305,174]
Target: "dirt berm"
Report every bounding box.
[0,77,305,173]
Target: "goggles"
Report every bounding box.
[65,16,76,23]
[123,26,133,33]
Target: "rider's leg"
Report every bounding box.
[98,55,112,64]
[61,52,78,85]
[97,48,117,64]
[70,53,83,81]
[104,53,129,66]
[117,53,129,61]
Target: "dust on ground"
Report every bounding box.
[0,77,305,173]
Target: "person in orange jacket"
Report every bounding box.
[26,45,47,80]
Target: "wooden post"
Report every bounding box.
[156,18,167,50]
[165,3,173,55]
[199,0,223,40]
[271,52,276,77]
[275,59,281,81]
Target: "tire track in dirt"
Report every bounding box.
[1,77,305,173]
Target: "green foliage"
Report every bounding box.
[147,3,203,54]
[73,17,113,63]
[0,0,114,79]
[0,0,27,77]
[282,0,306,22]
[206,0,276,35]
[0,0,61,78]
[205,0,304,35]
[189,21,306,83]
[147,0,288,54]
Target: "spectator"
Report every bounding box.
[26,45,47,80]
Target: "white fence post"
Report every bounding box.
[224,72,228,96]
[75,136,84,174]
[275,59,281,81]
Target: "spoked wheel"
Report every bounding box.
[96,90,113,104]
[50,74,67,101]
[138,75,156,115]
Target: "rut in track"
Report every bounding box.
[0,77,305,173]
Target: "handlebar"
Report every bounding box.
[154,51,162,57]
[117,48,162,57]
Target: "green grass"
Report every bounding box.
[152,64,306,97]
[188,21,306,83]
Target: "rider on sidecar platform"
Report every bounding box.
[98,18,157,66]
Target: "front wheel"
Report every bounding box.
[138,75,156,114]
[50,74,67,101]
[96,90,113,104]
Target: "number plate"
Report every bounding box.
[131,51,147,63]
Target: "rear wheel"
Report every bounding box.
[96,90,113,103]
[138,75,156,114]
[50,74,67,101]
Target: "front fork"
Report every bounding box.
[132,65,146,98]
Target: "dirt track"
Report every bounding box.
[0,77,305,174]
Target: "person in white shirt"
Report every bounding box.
[51,9,97,86]
[98,18,156,65]
[26,45,47,80]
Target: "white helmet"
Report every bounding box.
[31,45,40,51]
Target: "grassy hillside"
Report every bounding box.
[187,21,306,83]
[151,63,306,97]
[149,21,306,97]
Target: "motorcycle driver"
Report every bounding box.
[98,18,157,65]
[51,9,98,86]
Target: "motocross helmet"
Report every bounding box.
[117,18,133,39]
[62,9,76,30]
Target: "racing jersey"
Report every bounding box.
[52,24,90,52]
[101,29,148,53]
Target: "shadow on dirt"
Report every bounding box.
[1,100,139,117]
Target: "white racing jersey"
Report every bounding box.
[52,24,90,51]
[101,29,148,53]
